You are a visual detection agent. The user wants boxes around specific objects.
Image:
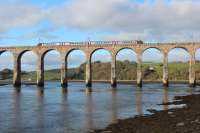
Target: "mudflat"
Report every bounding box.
[92,93,200,133]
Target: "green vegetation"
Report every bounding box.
[1,61,200,81]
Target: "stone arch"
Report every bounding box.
[194,48,200,81]
[66,48,87,60]
[0,50,14,63]
[17,50,38,73]
[195,47,200,54]
[142,47,163,55]
[142,48,164,81]
[90,48,112,61]
[0,50,13,56]
[90,48,112,81]
[0,50,14,80]
[18,50,38,61]
[66,48,87,80]
[195,48,200,60]
[169,47,190,55]
[19,50,38,82]
[42,49,61,81]
[41,49,61,60]
[115,47,136,58]
[115,47,137,80]
[168,47,191,61]
[168,48,190,81]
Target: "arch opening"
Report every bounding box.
[195,48,200,81]
[43,50,61,82]
[67,49,86,80]
[90,49,112,81]
[0,51,13,81]
[116,48,137,80]
[20,51,37,83]
[168,48,190,81]
[142,48,163,81]
[143,47,162,54]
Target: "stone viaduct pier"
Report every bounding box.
[0,40,199,87]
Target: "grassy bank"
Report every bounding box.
[23,61,200,81]
[2,61,200,81]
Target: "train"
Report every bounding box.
[37,40,143,46]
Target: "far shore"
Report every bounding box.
[0,80,200,86]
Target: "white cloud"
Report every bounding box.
[0,2,46,33]
[47,0,200,42]
[1,0,200,42]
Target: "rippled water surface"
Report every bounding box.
[0,82,199,133]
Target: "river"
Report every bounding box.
[0,82,199,133]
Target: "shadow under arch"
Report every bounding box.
[168,48,190,82]
[90,48,112,82]
[115,48,137,81]
[142,48,163,81]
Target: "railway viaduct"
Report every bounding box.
[0,41,198,87]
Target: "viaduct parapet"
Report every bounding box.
[0,40,198,87]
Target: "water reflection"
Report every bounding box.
[85,88,93,131]
[162,87,169,110]
[62,87,68,94]
[135,88,143,115]
[36,86,45,132]
[188,87,194,95]
[60,87,69,133]
[0,82,197,133]
[85,87,92,94]
[14,86,21,93]
[37,86,44,96]
[12,87,22,132]
[111,89,118,123]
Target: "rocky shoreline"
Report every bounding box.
[92,93,200,133]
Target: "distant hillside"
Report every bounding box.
[23,61,138,80]
[1,61,200,81]
[0,69,27,80]
[0,69,13,80]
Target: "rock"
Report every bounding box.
[168,111,173,114]
[89,129,95,132]
[170,115,176,117]
[191,119,200,124]
[176,122,185,127]
[103,131,112,133]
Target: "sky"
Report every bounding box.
[1,0,200,71]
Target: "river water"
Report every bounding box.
[0,82,199,133]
